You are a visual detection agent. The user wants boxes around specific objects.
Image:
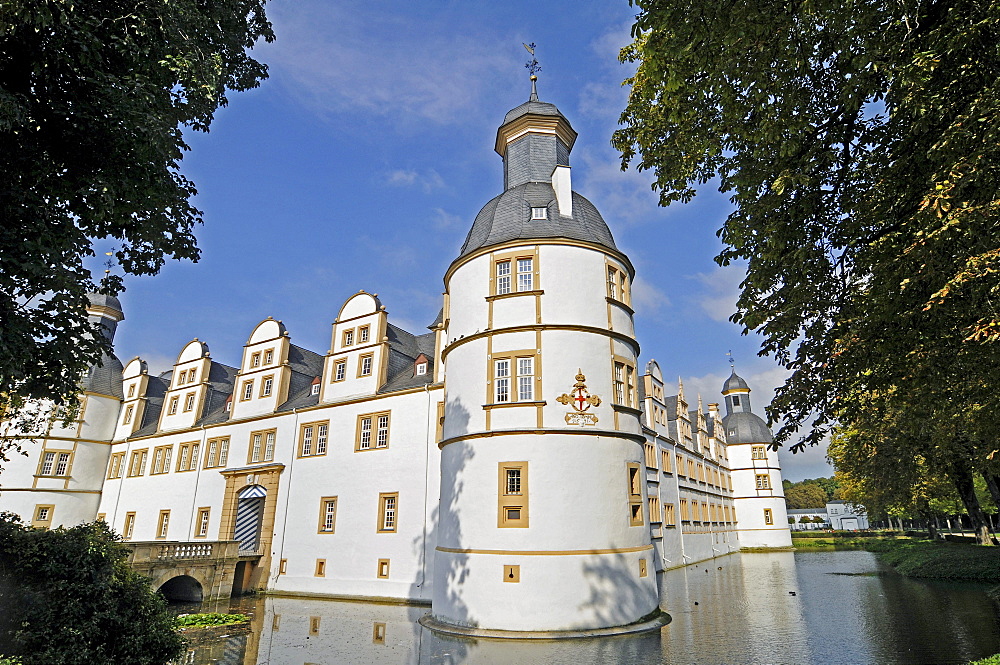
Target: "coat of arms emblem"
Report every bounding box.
[556,370,601,426]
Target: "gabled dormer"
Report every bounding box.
[229,318,293,420]
[641,359,669,435]
[321,292,389,403]
[114,358,150,438]
[158,340,212,431]
[666,377,694,449]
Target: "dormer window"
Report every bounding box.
[531,207,547,220]
[416,362,427,376]
[343,329,354,347]
[732,395,741,407]
[264,349,274,365]
[311,384,320,396]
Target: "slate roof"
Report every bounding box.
[458,183,617,258]
[86,292,123,314]
[81,351,125,399]
[721,411,773,444]
[130,373,170,438]
[502,99,564,125]
[722,371,750,393]
[378,324,436,394]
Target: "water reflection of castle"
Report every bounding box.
[2,83,791,634]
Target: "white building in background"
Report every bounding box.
[826,500,870,531]
[0,83,791,634]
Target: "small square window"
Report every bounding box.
[415,362,427,376]
[531,207,547,220]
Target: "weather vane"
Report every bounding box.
[726,350,735,370]
[101,248,117,285]
[523,42,541,78]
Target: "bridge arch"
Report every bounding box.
[154,572,208,602]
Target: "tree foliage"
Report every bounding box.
[0,513,183,664]
[614,0,1000,543]
[0,0,273,411]
[785,482,829,509]
[614,0,1000,448]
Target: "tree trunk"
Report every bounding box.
[983,471,1000,514]
[951,464,998,546]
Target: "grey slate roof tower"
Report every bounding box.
[81,293,125,399]
[721,370,772,444]
[457,84,619,259]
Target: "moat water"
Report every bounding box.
[174,551,1000,665]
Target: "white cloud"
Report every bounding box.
[577,22,635,122]
[431,208,464,230]
[630,275,670,312]
[691,265,744,322]
[265,4,512,126]
[386,169,445,192]
[575,146,671,227]
[134,352,176,377]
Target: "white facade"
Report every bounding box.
[0,86,793,633]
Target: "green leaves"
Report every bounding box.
[0,0,274,417]
[615,0,1000,459]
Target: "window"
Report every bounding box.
[373,622,387,644]
[607,265,630,304]
[415,362,427,376]
[241,380,254,401]
[343,328,355,347]
[248,429,276,463]
[183,392,195,412]
[517,357,534,401]
[151,445,172,475]
[127,383,136,398]
[531,206,547,220]
[649,495,662,524]
[123,512,136,540]
[204,437,229,468]
[333,359,347,382]
[676,454,685,477]
[697,462,705,483]
[122,404,134,425]
[359,326,370,343]
[278,559,287,575]
[196,508,211,537]
[356,413,390,451]
[614,362,626,405]
[108,452,125,479]
[32,505,54,529]
[752,445,766,460]
[608,266,619,300]
[358,354,373,377]
[664,503,677,527]
[764,508,774,525]
[498,462,528,528]
[680,498,690,522]
[38,451,71,477]
[127,449,148,477]
[311,383,320,395]
[516,258,533,291]
[176,442,199,472]
[315,560,326,577]
[644,443,657,469]
[377,559,390,579]
[662,450,672,474]
[251,352,261,368]
[309,616,321,635]
[627,463,643,526]
[318,497,337,533]
[494,359,510,403]
[300,422,329,457]
[732,395,741,407]
[378,493,398,532]
[187,369,196,384]
[492,353,537,404]
[168,396,179,415]
[756,473,771,490]
[496,260,512,295]
[260,375,274,397]
[264,348,274,365]
[156,510,170,539]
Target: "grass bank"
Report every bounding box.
[175,613,249,630]
[968,655,1000,664]
[861,539,1000,583]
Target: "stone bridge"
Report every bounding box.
[123,541,262,602]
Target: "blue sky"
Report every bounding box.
[97,0,832,481]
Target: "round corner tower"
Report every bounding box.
[431,84,659,632]
[721,370,793,548]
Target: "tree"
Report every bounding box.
[613,0,1000,542]
[0,513,183,664]
[0,1,274,423]
[785,483,829,510]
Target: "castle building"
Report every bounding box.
[0,84,791,634]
